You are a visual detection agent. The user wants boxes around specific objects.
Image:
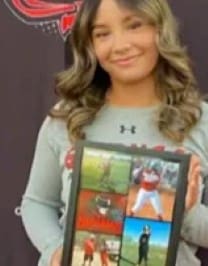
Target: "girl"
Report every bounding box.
[21,0,208,266]
[130,161,164,221]
[99,239,109,266]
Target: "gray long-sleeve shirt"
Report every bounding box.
[21,102,208,266]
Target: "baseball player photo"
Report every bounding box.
[137,225,151,266]
[130,159,164,221]
[82,234,96,266]
[99,157,115,191]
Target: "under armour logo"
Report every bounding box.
[120,125,136,134]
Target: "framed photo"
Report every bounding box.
[62,140,190,266]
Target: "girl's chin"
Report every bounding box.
[111,74,151,84]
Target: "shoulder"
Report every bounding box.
[186,101,208,174]
[39,102,70,153]
[40,101,66,134]
[193,101,208,132]
[40,116,66,139]
[200,101,208,121]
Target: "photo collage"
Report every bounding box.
[70,146,181,266]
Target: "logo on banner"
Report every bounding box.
[3,0,82,40]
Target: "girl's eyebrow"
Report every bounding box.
[92,15,140,30]
[123,14,141,22]
[92,24,108,30]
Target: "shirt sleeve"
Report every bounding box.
[21,117,64,266]
[181,101,208,247]
[181,203,208,247]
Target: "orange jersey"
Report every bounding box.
[84,239,95,255]
[100,249,108,264]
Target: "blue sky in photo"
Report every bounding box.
[123,217,171,247]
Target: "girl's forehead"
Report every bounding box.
[90,0,157,26]
[91,1,149,29]
[93,0,139,21]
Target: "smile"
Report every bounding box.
[113,56,137,66]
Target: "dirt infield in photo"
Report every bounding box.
[127,185,174,221]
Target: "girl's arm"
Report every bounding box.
[21,117,64,266]
[181,202,208,247]
[181,154,208,247]
[181,102,208,247]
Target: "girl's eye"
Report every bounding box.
[94,32,110,38]
[128,21,143,30]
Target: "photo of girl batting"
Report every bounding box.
[128,157,180,221]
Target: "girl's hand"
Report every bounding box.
[185,154,201,211]
[50,246,63,266]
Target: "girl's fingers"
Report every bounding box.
[185,154,201,211]
[188,154,200,174]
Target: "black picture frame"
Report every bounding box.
[62,140,190,266]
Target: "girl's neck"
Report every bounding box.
[106,77,161,107]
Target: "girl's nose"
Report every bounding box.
[111,32,132,53]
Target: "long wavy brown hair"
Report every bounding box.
[50,0,202,143]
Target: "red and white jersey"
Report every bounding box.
[140,169,161,191]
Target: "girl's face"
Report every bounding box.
[91,0,159,85]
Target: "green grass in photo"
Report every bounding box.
[120,237,167,266]
[81,154,131,194]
